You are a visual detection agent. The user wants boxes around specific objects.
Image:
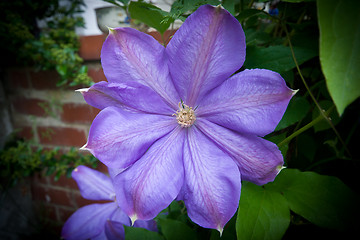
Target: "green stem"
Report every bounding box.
[282,24,351,157]
[278,107,334,147]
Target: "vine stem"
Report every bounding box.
[278,106,333,148]
[282,23,351,156]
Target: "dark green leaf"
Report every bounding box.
[236,9,264,22]
[297,133,316,161]
[221,0,236,15]
[282,0,314,2]
[244,45,317,73]
[266,132,289,158]
[170,0,220,17]
[236,182,290,240]
[129,1,172,33]
[275,96,310,131]
[125,226,164,240]
[244,29,272,46]
[159,218,197,240]
[266,169,360,231]
[317,0,360,114]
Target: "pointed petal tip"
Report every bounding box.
[291,89,299,96]
[79,144,90,152]
[107,26,116,34]
[276,165,286,175]
[215,4,223,11]
[75,88,89,94]
[217,225,224,237]
[130,214,138,226]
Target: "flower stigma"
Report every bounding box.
[173,101,196,127]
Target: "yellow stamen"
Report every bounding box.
[173,102,196,127]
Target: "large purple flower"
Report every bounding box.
[61,166,156,240]
[79,5,294,232]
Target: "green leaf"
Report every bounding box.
[236,9,264,22]
[159,218,197,240]
[282,0,314,2]
[236,182,290,240]
[221,0,237,15]
[266,169,360,231]
[317,0,360,115]
[125,226,165,240]
[244,45,317,73]
[128,1,172,33]
[266,132,289,159]
[275,96,310,131]
[244,29,272,46]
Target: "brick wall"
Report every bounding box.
[3,31,175,235]
[3,35,110,234]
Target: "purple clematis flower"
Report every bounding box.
[61,165,157,240]
[79,4,295,232]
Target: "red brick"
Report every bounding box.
[7,69,29,89]
[32,183,48,202]
[61,103,98,124]
[148,29,177,46]
[49,174,79,190]
[12,97,47,116]
[75,191,112,208]
[96,162,108,174]
[79,35,106,60]
[30,70,60,90]
[38,126,87,147]
[57,206,76,222]
[44,204,58,221]
[88,67,107,83]
[14,126,34,140]
[47,187,74,207]
[32,172,49,185]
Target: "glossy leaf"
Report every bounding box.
[275,96,310,131]
[236,182,290,240]
[124,226,164,240]
[317,0,360,114]
[282,0,313,2]
[128,1,172,33]
[159,218,197,240]
[266,169,360,231]
[244,45,317,73]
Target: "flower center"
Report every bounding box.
[173,101,196,127]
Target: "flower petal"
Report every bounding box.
[198,69,295,136]
[113,127,185,221]
[61,202,117,240]
[110,207,131,226]
[79,81,174,115]
[101,27,179,108]
[179,126,241,232]
[166,5,246,106]
[134,219,158,232]
[197,119,284,185]
[105,221,125,240]
[72,165,115,201]
[84,106,176,169]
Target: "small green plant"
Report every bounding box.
[25,0,93,87]
[0,138,98,189]
[0,0,93,87]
